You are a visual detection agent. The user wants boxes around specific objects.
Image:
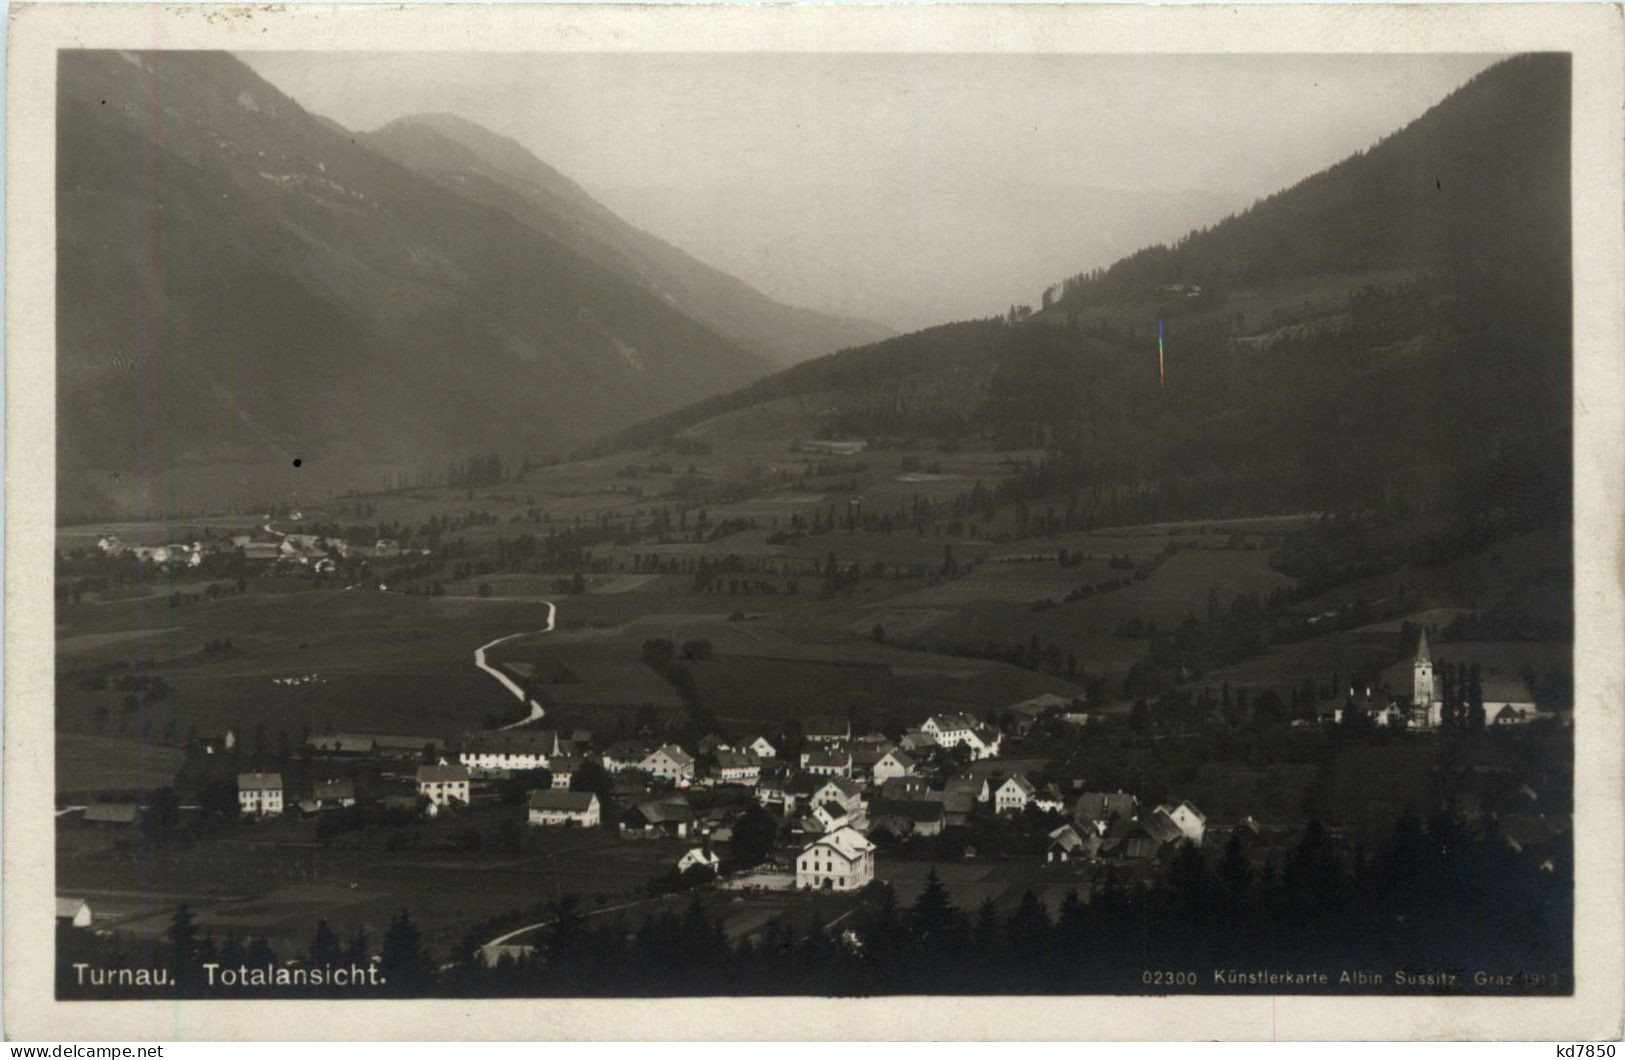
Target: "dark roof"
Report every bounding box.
[529,790,597,812]
[1075,791,1137,822]
[870,798,946,823]
[802,715,850,738]
[238,773,283,790]
[84,803,140,824]
[417,764,469,783]
[631,798,694,825]
[460,729,558,755]
[312,780,355,801]
[1140,810,1186,844]
[804,747,852,768]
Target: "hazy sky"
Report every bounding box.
[241,51,1502,331]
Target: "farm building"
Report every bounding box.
[640,745,697,786]
[869,798,946,839]
[459,729,560,777]
[623,797,695,839]
[527,790,600,828]
[82,803,142,827]
[801,716,851,744]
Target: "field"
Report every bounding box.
[57,733,184,798]
[55,422,1573,976]
[57,804,683,954]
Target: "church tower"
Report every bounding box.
[1412,627,1435,704]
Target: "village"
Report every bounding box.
[58,606,1569,976]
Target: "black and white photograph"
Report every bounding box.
[7,1,1624,1042]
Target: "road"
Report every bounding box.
[479,894,647,962]
[474,601,556,726]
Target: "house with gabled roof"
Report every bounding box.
[801,745,853,779]
[1047,823,1099,862]
[795,826,875,891]
[812,777,864,815]
[602,740,652,773]
[869,798,946,839]
[458,729,559,777]
[1157,800,1207,845]
[527,789,600,827]
[963,727,1002,760]
[1074,790,1138,831]
[801,715,851,744]
[416,764,469,808]
[57,897,94,928]
[548,755,583,789]
[880,775,932,801]
[742,735,777,759]
[995,774,1037,815]
[921,712,978,745]
[871,748,918,785]
[945,776,991,804]
[622,797,695,838]
[237,773,284,816]
[898,728,938,754]
[640,744,696,787]
[311,780,356,808]
[677,845,721,876]
[811,799,851,833]
[713,749,761,786]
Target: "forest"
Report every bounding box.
[59,808,1569,999]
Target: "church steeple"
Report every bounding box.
[1411,626,1434,704]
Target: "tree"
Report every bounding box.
[167,904,204,991]
[727,803,779,870]
[871,623,887,644]
[308,919,343,967]
[379,910,432,994]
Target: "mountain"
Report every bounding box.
[360,113,891,369]
[602,55,1572,531]
[57,51,819,519]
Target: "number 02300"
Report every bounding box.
[1142,970,1196,987]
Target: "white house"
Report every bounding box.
[810,799,851,833]
[601,741,651,774]
[1047,823,1093,862]
[237,773,284,816]
[795,826,875,892]
[1156,800,1207,846]
[872,749,918,785]
[56,897,94,929]
[743,735,777,759]
[802,746,853,778]
[713,750,761,786]
[921,712,977,746]
[677,846,721,876]
[527,789,600,827]
[963,728,1002,760]
[548,756,582,789]
[458,730,560,777]
[640,744,696,786]
[416,764,470,808]
[812,777,865,817]
[995,774,1037,815]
